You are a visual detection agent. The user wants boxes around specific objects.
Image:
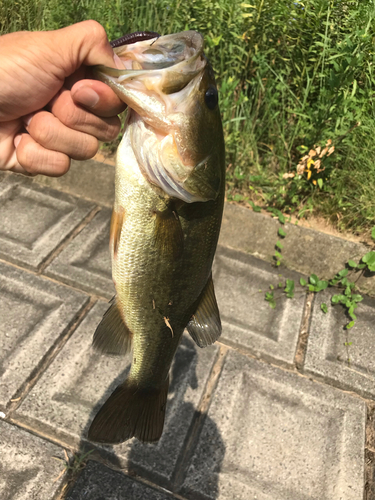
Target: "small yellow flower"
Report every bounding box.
[312,180,317,185]
[307,158,315,170]
[307,170,312,180]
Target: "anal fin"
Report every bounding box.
[93,296,132,355]
[187,274,221,348]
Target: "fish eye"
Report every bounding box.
[204,86,218,110]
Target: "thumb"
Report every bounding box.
[53,20,117,76]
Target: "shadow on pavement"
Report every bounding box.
[66,336,225,500]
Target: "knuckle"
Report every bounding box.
[52,155,70,176]
[83,20,108,44]
[18,139,38,170]
[18,138,70,176]
[98,117,121,141]
[76,135,98,160]
[86,136,99,158]
[52,91,82,129]
[62,106,81,129]
[32,115,56,146]
[106,126,120,141]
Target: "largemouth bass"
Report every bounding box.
[88,30,225,444]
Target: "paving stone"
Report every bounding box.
[14,301,219,487]
[0,175,95,270]
[0,419,67,500]
[45,208,114,299]
[34,158,115,207]
[213,246,305,366]
[0,261,89,410]
[66,461,175,500]
[304,289,375,399]
[219,203,375,295]
[180,350,365,500]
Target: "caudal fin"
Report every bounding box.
[88,377,169,444]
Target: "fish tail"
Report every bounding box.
[88,376,169,444]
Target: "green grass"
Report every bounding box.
[2,0,375,233]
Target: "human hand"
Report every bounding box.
[0,21,126,176]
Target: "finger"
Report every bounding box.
[15,133,71,176]
[54,21,117,74]
[71,80,126,118]
[0,119,23,171]
[49,88,121,141]
[25,110,98,161]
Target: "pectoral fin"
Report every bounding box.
[153,207,184,259]
[182,152,222,202]
[187,275,221,348]
[93,296,132,355]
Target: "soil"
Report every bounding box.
[289,214,374,247]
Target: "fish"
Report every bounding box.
[88,30,225,444]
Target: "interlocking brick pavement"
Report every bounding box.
[0,167,371,500]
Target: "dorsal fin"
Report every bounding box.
[93,297,132,355]
[187,274,221,348]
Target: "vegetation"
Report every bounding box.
[2,0,375,232]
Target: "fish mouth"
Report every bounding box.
[111,30,203,73]
[93,31,206,128]
[93,31,219,203]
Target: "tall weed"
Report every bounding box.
[1,0,375,231]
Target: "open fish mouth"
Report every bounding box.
[110,30,203,74]
[93,31,221,203]
[94,30,206,112]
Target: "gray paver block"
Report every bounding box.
[14,301,218,486]
[219,204,375,294]
[213,246,305,365]
[181,350,365,500]
[66,461,175,500]
[0,261,89,410]
[45,208,114,299]
[0,419,67,500]
[34,159,115,207]
[304,289,375,399]
[0,175,94,270]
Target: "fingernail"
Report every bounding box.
[74,87,100,108]
[14,134,22,148]
[23,113,34,127]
